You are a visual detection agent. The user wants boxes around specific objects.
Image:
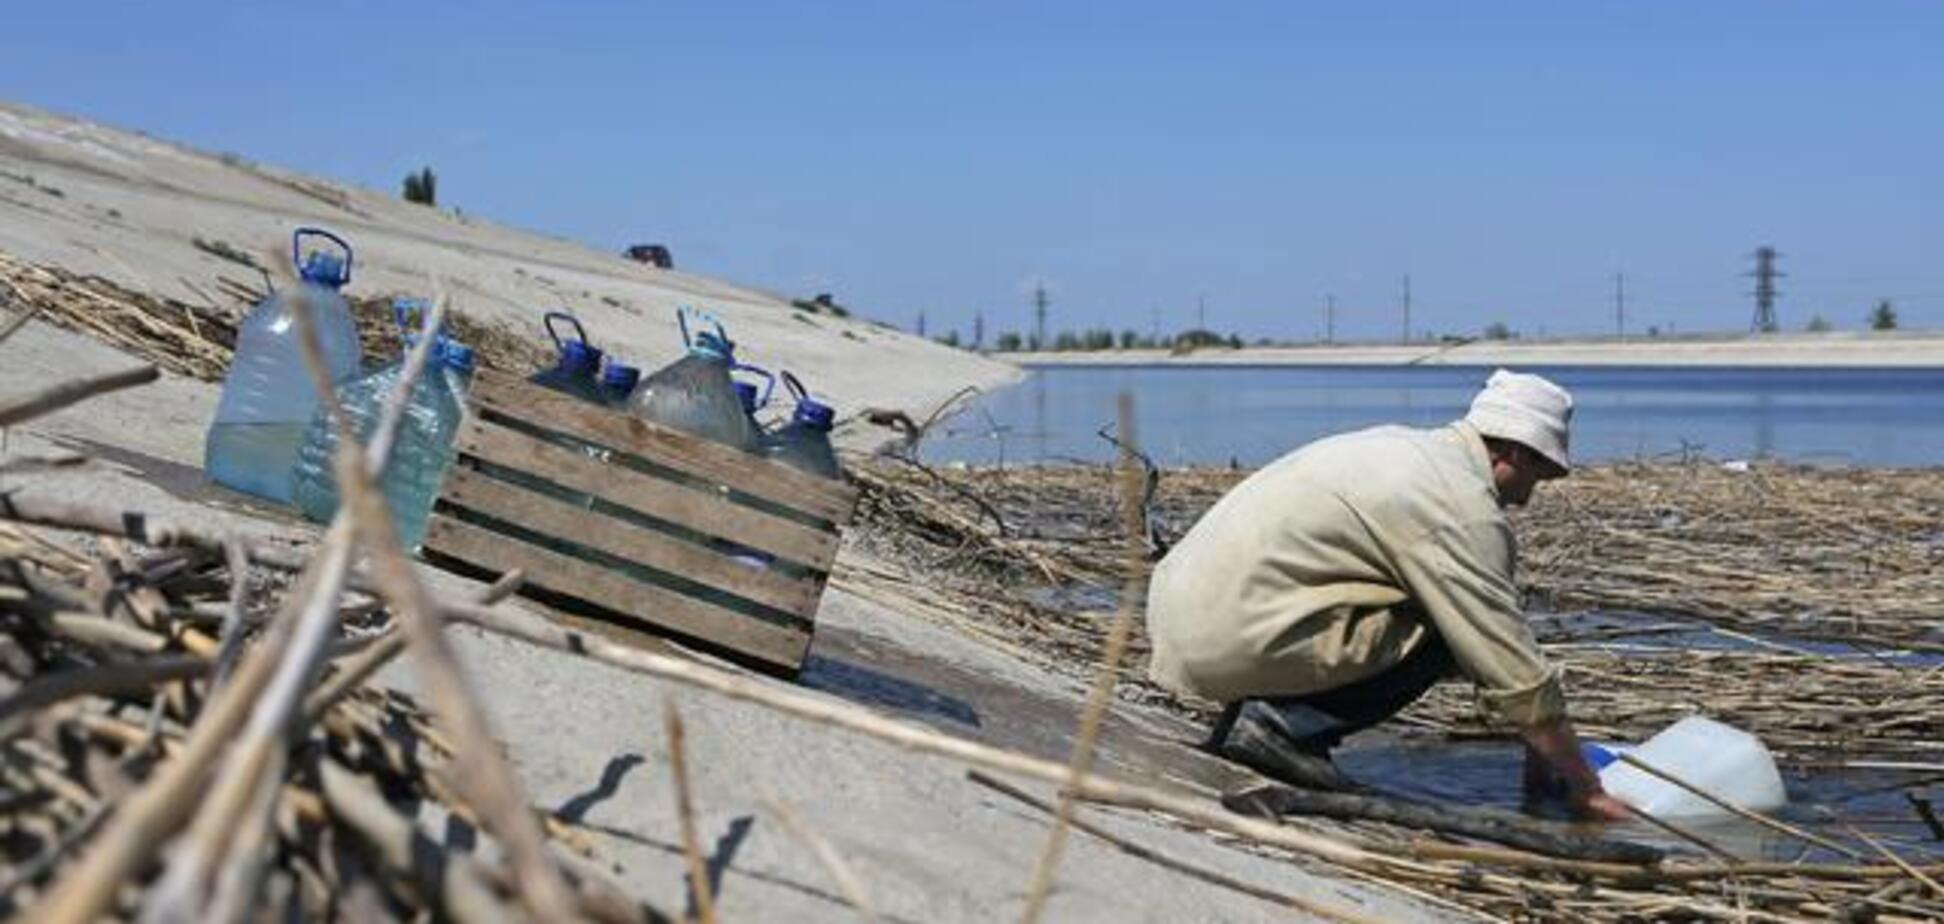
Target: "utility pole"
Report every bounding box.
[1401,275,1412,343]
[1325,293,1336,344]
[1614,272,1626,340]
[1747,246,1782,332]
[1032,283,1049,351]
[973,310,985,351]
[1197,293,1207,331]
[1149,305,1161,343]
[917,311,927,338]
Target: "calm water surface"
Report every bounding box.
[923,365,1944,467]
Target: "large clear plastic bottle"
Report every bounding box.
[764,371,843,479]
[529,312,607,403]
[289,307,467,550]
[627,308,759,450]
[204,228,363,503]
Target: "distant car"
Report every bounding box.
[624,244,673,269]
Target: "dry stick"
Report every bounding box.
[664,701,718,924]
[317,758,506,924]
[758,791,879,923]
[300,569,525,724]
[1845,823,1944,900]
[207,537,252,693]
[34,525,350,924]
[970,771,1381,924]
[0,364,159,429]
[1613,752,1863,860]
[141,522,357,923]
[326,291,584,923]
[0,278,40,344]
[1018,393,1146,924]
[0,655,206,734]
[1619,799,1747,865]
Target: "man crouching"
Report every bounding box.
[1145,369,1629,820]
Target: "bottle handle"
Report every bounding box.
[733,364,776,408]
[676,305,729,351]
[292,227,353,283]
[541,311,589,352]
[781,370,810,405]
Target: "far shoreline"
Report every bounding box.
[995,330,1944,369]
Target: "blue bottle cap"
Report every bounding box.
[601,362,641,394]
[1581,742,1619,771]
[793,396,836,431]
[733,380,760,413]
[299,251,350,289]
[442,342,476,374]
[560,340,603,376]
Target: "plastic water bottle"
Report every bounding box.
[628,307,759,450]
[529,312,606,403]
[764,371,842,479]
[441,342,476,401]
[1593,716,1788,818]
[289,307,466,550]
[205,228,362,503]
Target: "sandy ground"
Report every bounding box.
[0,102,1456,921]
[1009,330,1944,368]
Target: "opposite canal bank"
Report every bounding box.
[1003,330,1944,368]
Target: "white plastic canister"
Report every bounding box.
[1596,716,1788,818]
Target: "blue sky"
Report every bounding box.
[5,2,1941,341]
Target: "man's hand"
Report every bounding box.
[1578,791,1634,822]
[1520,717,1629,821]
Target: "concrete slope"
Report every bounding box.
[0,100,1020,437]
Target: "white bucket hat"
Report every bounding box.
[1463,369,1573,476]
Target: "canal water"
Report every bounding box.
[922,365,1944,468]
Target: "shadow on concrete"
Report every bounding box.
[555,753,646,824]
[799,653,982,729]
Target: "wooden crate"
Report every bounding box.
[421,369,856,676]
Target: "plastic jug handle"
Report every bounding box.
[292,227,353,281]
[781,370,810,404]
[676,305,729,350]
[541,311,589,352]
[733,364,776,408]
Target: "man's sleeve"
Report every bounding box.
[1392,519,1566,726]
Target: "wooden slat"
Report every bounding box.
[422,515,811,671]
[469,369,856,524]
[438,466,823,619]
[456,417,840,571]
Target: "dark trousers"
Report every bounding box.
[1209,634,1455,755]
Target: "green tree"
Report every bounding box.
[1870,299,1898,331]
[994,331,1023,352]
[936,330,961,348]
[1052,330,1082,351]
[401,166,437,206]
[1482,321,1515,340]
[1805,315,1833,332]
[1118,329,1139,349]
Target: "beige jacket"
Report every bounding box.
[1145,421,1565,727]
